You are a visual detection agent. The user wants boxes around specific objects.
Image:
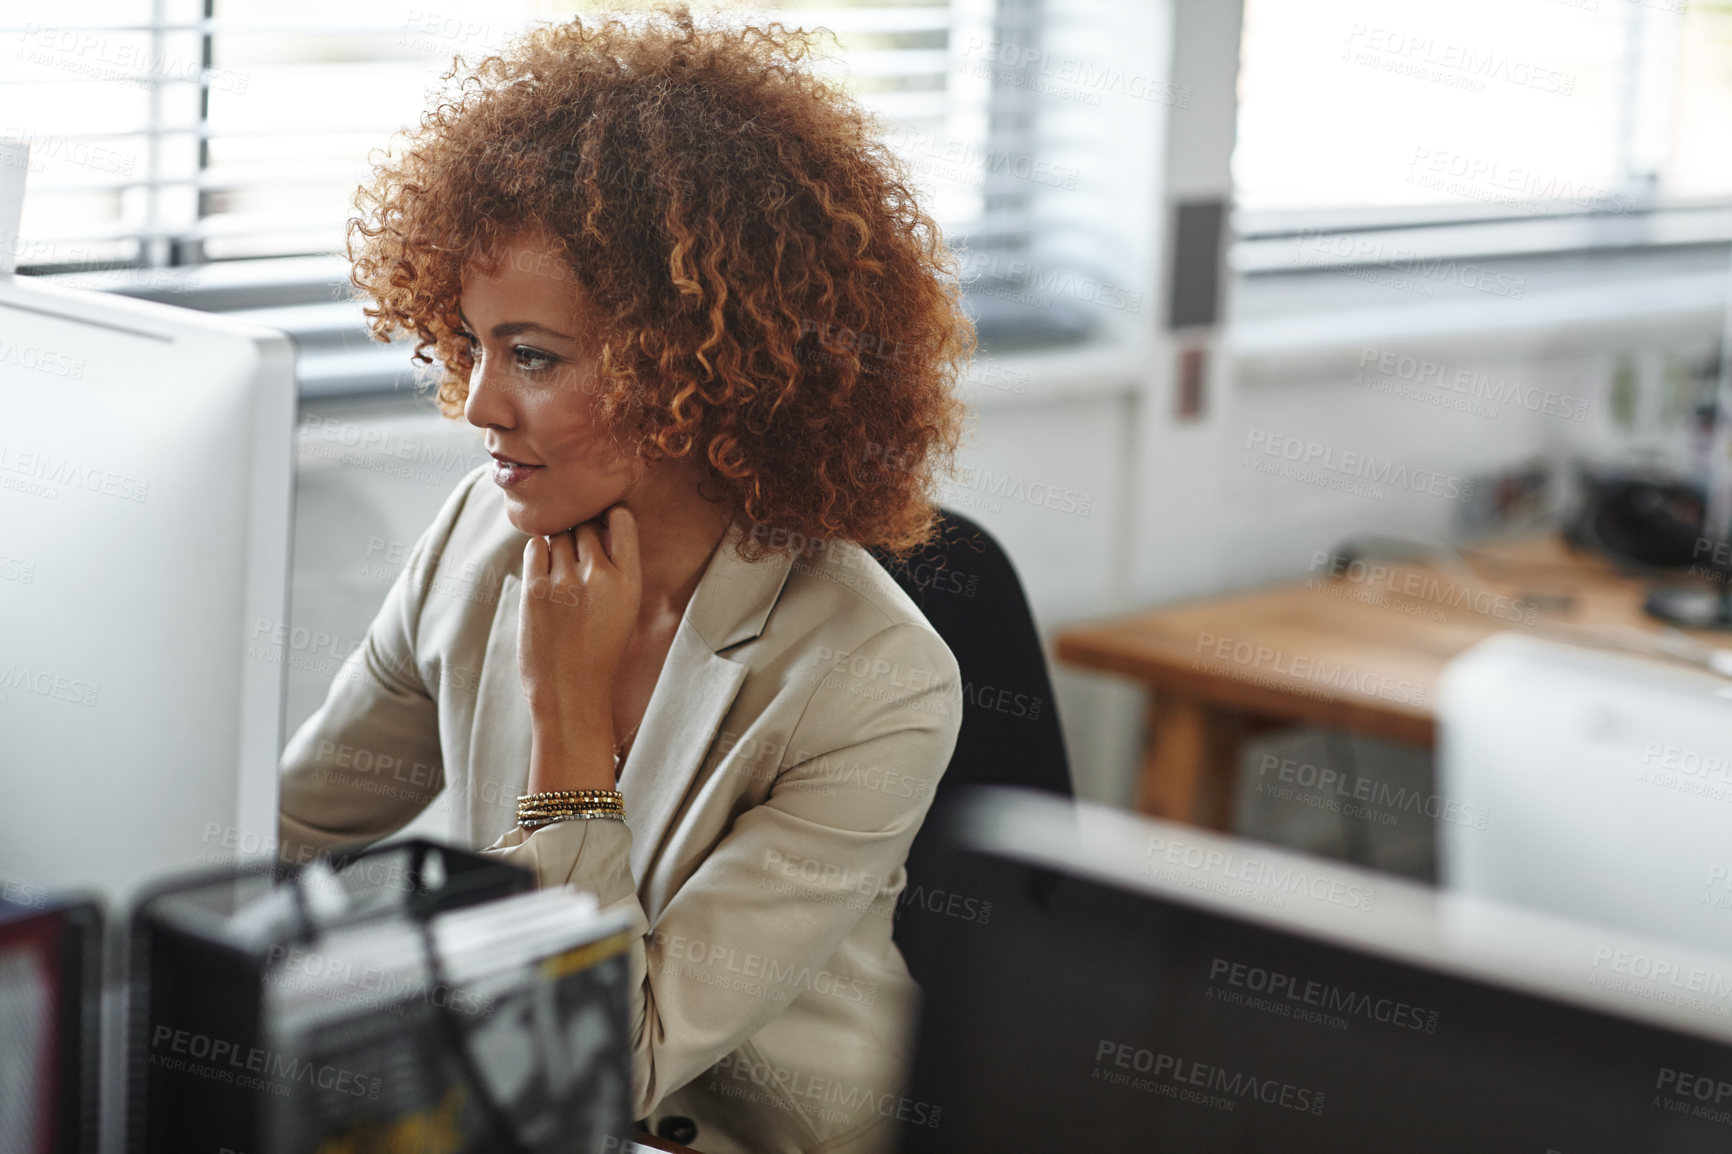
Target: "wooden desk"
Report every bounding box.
[1055,532,1721,830]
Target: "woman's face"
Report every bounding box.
[459,230,638,537]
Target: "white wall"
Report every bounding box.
[951,275,1722,810]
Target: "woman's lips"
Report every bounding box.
[490,458,544,489]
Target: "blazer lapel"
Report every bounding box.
[619,631,748,907]
[620,519,794,912]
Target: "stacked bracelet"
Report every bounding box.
[520,790,624,805]
[519,812,625,831]
[517,789,626,831]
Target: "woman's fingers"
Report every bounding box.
[521,535,550,598]
[547,527,579,587]
[516,510,640,727]
[604,505,640,578]
[529,511,635,610]
[572,521,605,580]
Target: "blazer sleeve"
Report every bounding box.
[479,620,962,1120]
[276,468,484,864]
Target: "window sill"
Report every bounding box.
[1228,264,1726,379]
[1233,204,1732,285]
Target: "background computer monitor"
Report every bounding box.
[0,894,102,1154]
[901,788,1732,1153]
[1438,631,1732,957]
[0,273,297,909]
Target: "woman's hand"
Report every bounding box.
[518,505,642,793]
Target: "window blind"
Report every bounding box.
[6,1,996,267]
[6,0,1147,387]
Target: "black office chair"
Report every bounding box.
[868,508,1074,990]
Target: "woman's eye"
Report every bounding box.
[452,331,555,373]
[512,346,556,372]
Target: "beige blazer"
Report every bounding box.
[277,463,963,1154]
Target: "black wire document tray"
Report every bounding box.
[126,838,632,1154]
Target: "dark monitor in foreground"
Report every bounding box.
[901,789,1732,1153]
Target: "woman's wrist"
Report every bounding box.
[526,717,618,794]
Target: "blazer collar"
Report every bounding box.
[683,518,795,653]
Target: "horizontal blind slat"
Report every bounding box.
[16,0,1039,292]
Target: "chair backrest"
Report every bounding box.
[868,508,1073,989]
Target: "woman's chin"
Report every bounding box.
[503,505,565,538]
[502,495,606,538]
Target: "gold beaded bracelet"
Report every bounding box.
[519,790,630,807]
[518,791,623,808]
[517,788,626,831]
[519,789,624,805]
[518,808,624,824]
[520,811,626,831]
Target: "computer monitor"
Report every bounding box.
[0,273,297,908]
[1437,631,1732,957]
[901,788,1732,1153]
[0,893,102,1154]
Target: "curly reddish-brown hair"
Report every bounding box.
[347,3,974,559]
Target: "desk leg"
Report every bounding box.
[1135,696,1243,832]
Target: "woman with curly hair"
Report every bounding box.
[277,5,974,1151]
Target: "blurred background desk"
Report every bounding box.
[1054,531,1721,831]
